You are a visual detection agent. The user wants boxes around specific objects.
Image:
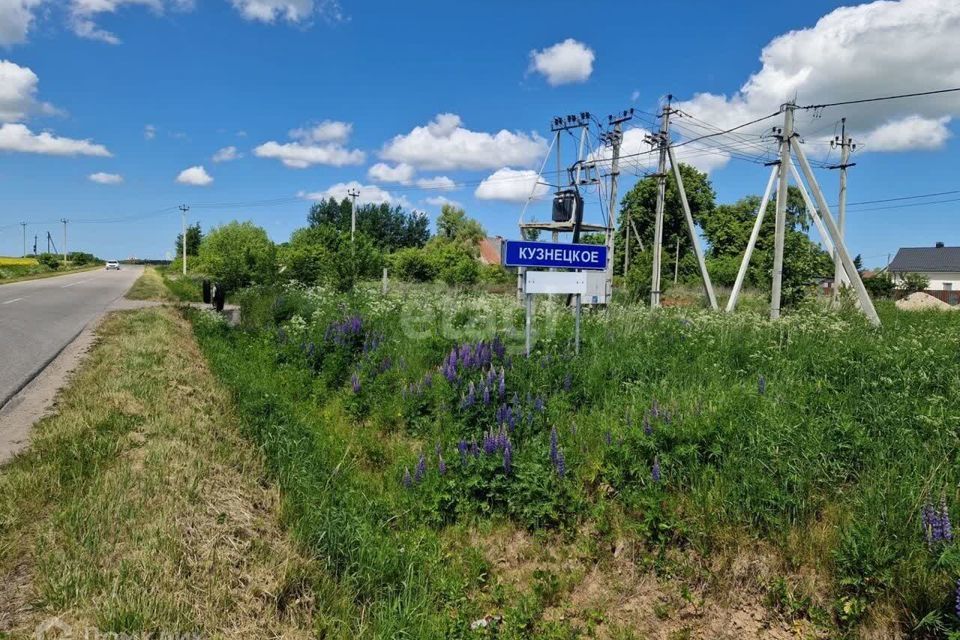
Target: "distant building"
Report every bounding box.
[888,242,960,304]
[478,236,504,265]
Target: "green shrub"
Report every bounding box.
[197,221,277,292]
[391,247,438,282]
[864,273,895,299]
[36,253,60,270]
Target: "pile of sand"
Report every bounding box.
[896,292,956,311]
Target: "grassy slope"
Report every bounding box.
[0,308,347,637]
[192,286,960,639]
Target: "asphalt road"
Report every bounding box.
[0,266,142,408]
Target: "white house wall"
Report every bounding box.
[892,271,960,290]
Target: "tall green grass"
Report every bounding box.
[192,285,960,638]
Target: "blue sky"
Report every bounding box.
[0,0,958,266]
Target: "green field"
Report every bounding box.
[187,283,960,639]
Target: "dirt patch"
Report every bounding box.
[474,525,824,639]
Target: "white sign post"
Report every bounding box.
[523,271,587,356]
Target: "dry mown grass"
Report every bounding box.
[0,308,340,638]
[125,266,175,301]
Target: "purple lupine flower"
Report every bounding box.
[554,449,566,478]
[604,431,612,446]
[402,468,412,488]
[498,369,506,398]
[458,440,469,466]
[414,453,426,482]
[955,578,960,619]
[470,442,480,457]
[643,414,653,436]
[506,409,516,432]
[652,458,661,483]
[549,427,559,465]
[483,431,497,455]
[438,456,447,476]
[942,495,954,542]
[482,383,491,406]
[563,373,572,392]
[534,397,545,413]
[651,399,660,418]
[503,441,513,475]
[492,336,505,360]
[758,375,767,395]
[351,373,361,394]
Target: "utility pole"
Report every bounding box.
[179,204,190,275]
[20,222,26,258]
[32,234,37,255]
[650,96,673,308]
[673,237,680,284]
[60,218,68,265]
[347,188,360,242]
[770,103,794,320]
[829,118,855,303]
[605,110,632,302]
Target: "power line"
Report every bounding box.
[801,86,960,110]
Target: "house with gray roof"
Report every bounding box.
[888,242,960,304]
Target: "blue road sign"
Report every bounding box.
[503,240,607,270]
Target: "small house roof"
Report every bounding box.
[888,245,960,273]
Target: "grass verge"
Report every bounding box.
[125,266,174,301]
[0,308,345,637]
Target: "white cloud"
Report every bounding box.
[255,121,364,168]
[176,165,213,186]
[368,161,415,184]
[631,90,640,102]
[89,171,123,184]
[230,0,343,23]
[299,180,408,207]
[381,113,547,171]
[290,119,351,144]
[212,145,241,162]
[69,0,194,45]
[0,60,57,122]
[677,0,960,153]
[425,195,461,208]
[144,124,156,140]
[416,175,456,190]
[254,140,364,168]
[0,0,44,46]
[528,38,595,86]
[475,168,549,203]
[0,123,110,156]
[860,114,951,151]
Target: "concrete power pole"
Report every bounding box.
[20,222,26,258]
[179,204,190,275]
[650,98,673,308]
[830,118,855,303]
[605,111,631,302]
[347,188,360,243]
[60,218,68,265]
[770,103,795,320]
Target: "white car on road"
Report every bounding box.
[105,260,120,270]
